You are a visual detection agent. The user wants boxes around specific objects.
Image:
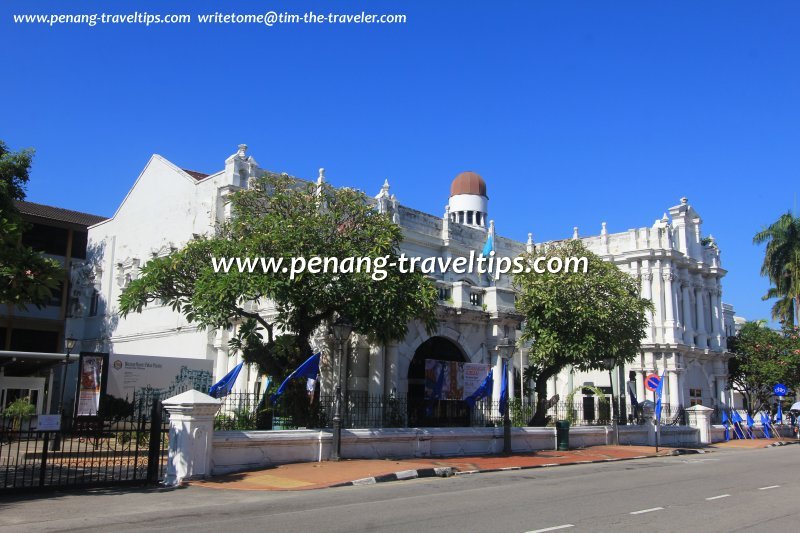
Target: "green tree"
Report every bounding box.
[514,240,652,426]
[119,174,438,391]
[0,141,63,308]
[754,211,800,326]
[727,321,800,411]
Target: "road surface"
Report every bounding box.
[1,445,798,532]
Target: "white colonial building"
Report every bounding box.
[67,144,740,423]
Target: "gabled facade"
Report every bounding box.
[67,144,739,421]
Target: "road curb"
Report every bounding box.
[767,440,800,447]
[331,466,455,488]
[452,452,675,477]
[331,452,675,488]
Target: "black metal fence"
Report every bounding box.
[213,393,687,431]
[546,401,685,427]
[0,398,168,492]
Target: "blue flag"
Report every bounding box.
[465,369,493,408]
[654,370,666,423]
[776,403,783,425]
[425,362,447,416]
[746,412,756,438]
[760,412,772,438]
[270,353,321,404]
[432,361,447,401]
[209,362,244,398]
[481,232,494,257]
[499,360,509,416]
[731,410,745,439]
[721,410,730,441]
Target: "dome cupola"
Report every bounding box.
[448,171,488,228]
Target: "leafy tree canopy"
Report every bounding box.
[754,211,800,326]
[514,239,652,425]
[119,174,438,376]
[0,141,63,308]
[727,320,800,411]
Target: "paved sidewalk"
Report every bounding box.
[192,445,683,491]
[710,437,799,449]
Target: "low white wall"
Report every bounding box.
[212,427,563,475]
[210,423,712,476]
[658,426,700,447]
[710,424,797,443]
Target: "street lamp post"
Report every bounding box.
[496,336,514,455]
[603,356,619,446]
[330,316,353,462]
[51,337,77,452]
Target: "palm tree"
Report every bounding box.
[762,286,796,326]
[754,212,800,326]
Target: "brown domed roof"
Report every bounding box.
[450,171,487,197]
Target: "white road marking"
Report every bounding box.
[525,525,574,533]
[706,494,730,501]
[630,507,664,515]
[758,485,780,490]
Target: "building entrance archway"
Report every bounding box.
[407,336,470,427]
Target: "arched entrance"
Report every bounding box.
[407,336,470,427]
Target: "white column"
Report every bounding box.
[507,357,515,401]
[162,390,221,486]
[682,283,694,345]
[714,375,724,408]
[636,371,646,409]
[651,267,664,344]
[667,369,680,411]
[491,352,503,406]
[694,283,707,348]
[686,405,714,445]
[710,287,722,350]
[213,328,228,382]
[369,344,384,397]
[641,269,655,342]
[662,270,677,343]
[383,343,399,397]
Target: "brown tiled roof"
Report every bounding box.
[182,168,210,181]
[450,171,487,197]
[14,200,107,227]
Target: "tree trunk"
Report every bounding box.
[529,368,556,426]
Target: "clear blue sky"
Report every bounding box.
[2,1,799,323]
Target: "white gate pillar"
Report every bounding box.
[162,390,221,486]
[686,404,714,445]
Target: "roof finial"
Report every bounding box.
[317,168,325,184]
[572,226,579,240]
[680,196,688,205]
[601,222,607,236]
[662,212,669,222]
[237,144,248,158]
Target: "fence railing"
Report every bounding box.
[0,397,168,491]
[212,393,687,431]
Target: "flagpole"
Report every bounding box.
[655,386,659,453]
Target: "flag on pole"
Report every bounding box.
[654,370,666,423]
[721,410,730,441]
[499,359,509,416]
[479,222,495,282]
[760,411,772,438]
[209,361,244,398]
[270,353,321,404]
[481,232,494,257]
[746,412,756,439]
[776,402,783,425]
[731,410,745,439]
[465,369,493,408]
